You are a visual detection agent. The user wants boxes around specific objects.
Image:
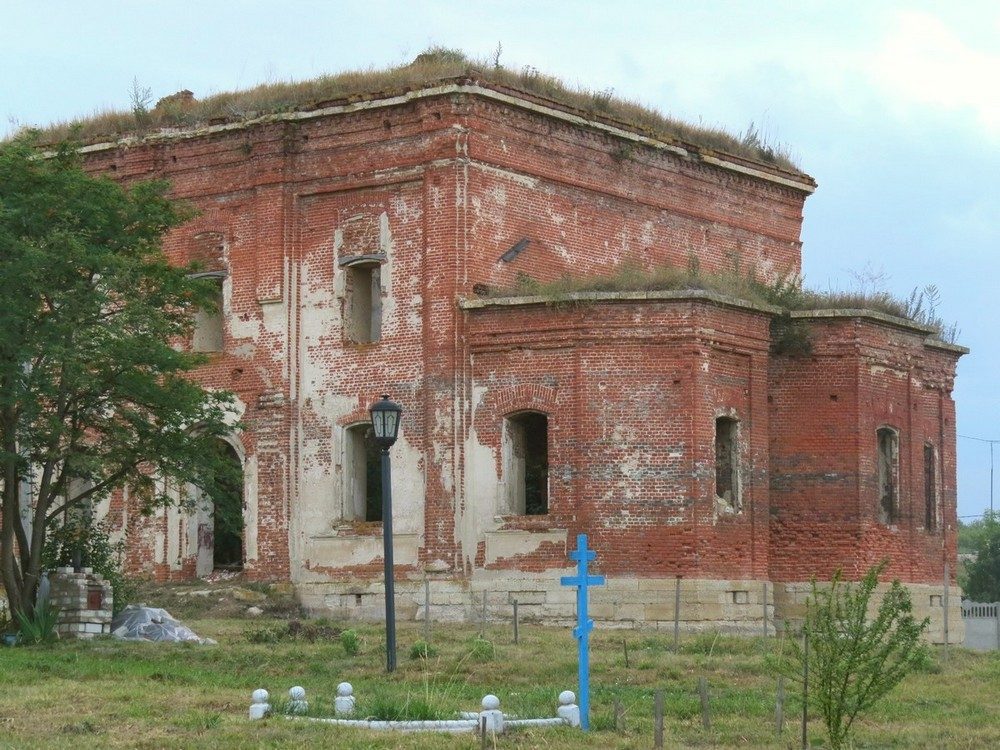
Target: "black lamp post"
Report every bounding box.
[370,394,402,672]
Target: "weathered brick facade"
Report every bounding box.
[86,78,964,637]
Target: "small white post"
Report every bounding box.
[479,694,504,734]
[287,686,308,715]
[249,689,271,720]
[334,682,356,716]
[557,690,581,728]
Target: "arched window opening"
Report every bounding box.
[714,416,741,512]
[210,440,244,571]
[191,439,244,576]
[877,427,900,525]
[503,412,549,515]
[924,443,937,532]
[345,424,383,522]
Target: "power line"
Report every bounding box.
[959,434,998,513]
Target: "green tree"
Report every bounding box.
[957,514,994,555]
[776,562,929,749]
[963,512,1000,601]
[0,137,235,623]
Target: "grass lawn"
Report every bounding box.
[1,612,999,749]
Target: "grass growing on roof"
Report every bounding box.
[18,47,799,171]
[485,257,960,344]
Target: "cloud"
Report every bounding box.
[870,10,1000,137]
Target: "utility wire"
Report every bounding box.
[959,435,997,513]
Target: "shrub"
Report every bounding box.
[468,636,495,661]
[15,603,60,645]
[774,561,929,750]
[242,620,342,644]
[242,624,284,644]
[340,628,360,656]
[409,640,438,660]
[42,517,136,616]
[287,619,340,642]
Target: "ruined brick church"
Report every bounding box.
[83,71,964,637]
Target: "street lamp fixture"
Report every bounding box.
[370,394,402,449]
[369,394,402,672]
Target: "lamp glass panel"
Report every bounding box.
[372,410,387,438]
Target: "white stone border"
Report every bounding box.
[249,684,580,733]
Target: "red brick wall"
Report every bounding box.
[75,86,957,596]
[464,296,772,579]
[768,316,960,586]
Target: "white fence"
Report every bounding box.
[961,600,1000,651]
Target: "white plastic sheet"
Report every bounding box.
[111,605,215,644]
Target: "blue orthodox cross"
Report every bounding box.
[560,533,605,731]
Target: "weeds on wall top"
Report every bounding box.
[16,47,798,171]
[486,256,960,353]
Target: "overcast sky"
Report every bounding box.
[3,1,998,520]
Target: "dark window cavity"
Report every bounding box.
[924,443,937,532]
[714,416,741,512]
[192,275,224,353]
[210,440,244,570]
[346,424,382,522]
[877,427,899,524]
[344,262,382,343]
[504,412,549,515]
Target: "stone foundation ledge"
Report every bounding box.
[297,576,776,633]
[772,581,963,645]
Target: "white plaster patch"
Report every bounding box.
[459,383,501,569]
[470,162,540,190]
[484,529,567,567]
[869,365,907,379]
[639,220,655,247]
[305,533,420,570]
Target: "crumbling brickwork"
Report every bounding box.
[82,79,962,636]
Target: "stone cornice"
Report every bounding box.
[460,289,781,315]
[790,309,968,354]
[72,81,816,195]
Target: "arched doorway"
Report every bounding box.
[193,439,244,576]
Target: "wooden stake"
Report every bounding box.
[943,561,950,662]
[653,689,664,749]
[802,630,809,749]
[698,676,711,729]
[480,715,487,749]
[623,637,630,669]
[423,573,430,642]
[776,675,785,735]
[762,581,769,638]
[513,598,519,644]
[614,697,624,732]
[673,576,681,650]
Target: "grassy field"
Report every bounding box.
[1,604,999,749]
